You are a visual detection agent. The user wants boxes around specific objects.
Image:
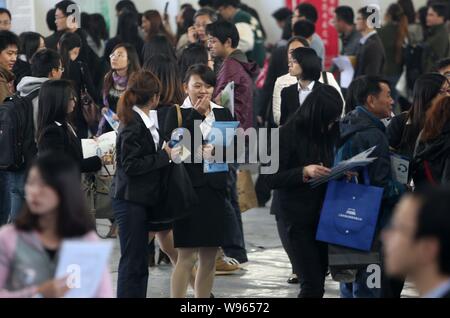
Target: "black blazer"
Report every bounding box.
[38,122,101,173]
[111,112,171,207]
[164,105,234,190]
[354,33,386,78]
[279,81,324,126]
[264,123,330,226]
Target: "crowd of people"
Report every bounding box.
[0,0,450,299]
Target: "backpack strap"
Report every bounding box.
[322,72,329,85]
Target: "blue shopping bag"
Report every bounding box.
[316,170,384,252]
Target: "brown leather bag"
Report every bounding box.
[79,62,100,127]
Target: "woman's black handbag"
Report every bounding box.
[152,105,198,223]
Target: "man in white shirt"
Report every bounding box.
[383,188,450,298]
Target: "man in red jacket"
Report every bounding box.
[207,21,259,131]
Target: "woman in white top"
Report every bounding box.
[272,37,344,126]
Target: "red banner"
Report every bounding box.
[286,0,339,68]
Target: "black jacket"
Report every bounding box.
[264,122,330,226]
[258,45,289,121]
[387,112,415,158]
[412,122,450,188]
[111,112,171,207]
[37,122,101,173]
[279,81,324,126]
[164,105,234,190]
[354,33,386,78]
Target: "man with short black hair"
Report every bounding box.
[354,6,386,78]
[272,7,293,46]
[292,20,315,44]
[333,6,361,57]
[0,29,18,227]
[291,3,325,66]
[338,76,401,298]
[213,0,265,67]
[422,3,450,73]
[383,188,450,298]
[0,30,18,102]
[0,8,11,31]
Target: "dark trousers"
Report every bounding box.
[223,164,248,263]
[276,216,298,275]
[112,199,150,298]
[287,222,328,298]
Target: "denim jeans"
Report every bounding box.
[0,172,11,226]
[7,170,26,222]
[222,164,248,263]
[340,267,381,298]
[112,199,150,298]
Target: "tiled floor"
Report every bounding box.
[98,206,419,298]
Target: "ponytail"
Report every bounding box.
[117,89,137,125]
[117,70,162,126]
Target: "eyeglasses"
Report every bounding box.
[58,67,65,73]
[110,53,126,60]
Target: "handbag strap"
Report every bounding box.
[78,61,88,92]
[175,104,182,128]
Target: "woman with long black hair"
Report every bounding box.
[265,85,344,298]
[58,32,99,138]
[37,80,101,174]
[388,73,447,160]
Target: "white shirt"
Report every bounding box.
[272,72,345,126]
[298,81,315,106]
[360,30,377,45]
[132,106,160,150]
[181,97,223,140]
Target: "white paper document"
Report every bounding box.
[82,132,117,176]
[309,146,378,188]
[332,56,355,89]
[55,240,113,298]
[220,82,235,116]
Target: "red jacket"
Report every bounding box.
[213,50,259,131]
